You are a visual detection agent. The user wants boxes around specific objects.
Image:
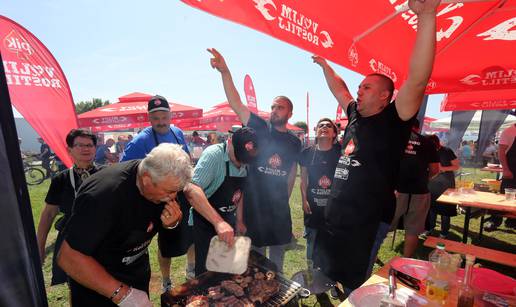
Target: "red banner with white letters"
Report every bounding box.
[182,0,516,93]
[244,74,258,113]
[441,89,516,111]
[1,15,77,166]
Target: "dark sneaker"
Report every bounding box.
[162,280,172,293]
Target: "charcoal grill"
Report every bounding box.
[161,251,305,306]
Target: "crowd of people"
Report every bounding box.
[31,0,515,305]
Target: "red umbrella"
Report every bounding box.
[78,92,203,131]
[182,0,516,93]
[441,88,516,111]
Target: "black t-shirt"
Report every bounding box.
[45,166,103,228]
[437,146,457,183]
[325,101,412,231]
[299,145,341,228]
[244,112,302,246]
[63,160,164,296]
[397,132,439,194]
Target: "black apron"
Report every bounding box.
[304,147,334,230]
[152,129,193,257]
[193,150,245,276]
[501,138,516,191]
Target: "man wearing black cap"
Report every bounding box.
[191,127,258,275]
[119,95,230,292]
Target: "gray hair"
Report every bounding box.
[138,143,192,188]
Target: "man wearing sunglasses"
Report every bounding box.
[208,48,302,272]
[312,0,441,293]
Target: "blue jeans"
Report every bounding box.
[366,222,390,278]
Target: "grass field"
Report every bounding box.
[29,167,515,306]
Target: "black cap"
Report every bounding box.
[148,95,170,113]
[231,127,258,164]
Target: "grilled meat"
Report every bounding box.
[185,295,208,307]
[221,280,245,297]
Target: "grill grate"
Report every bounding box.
[161,251,304,306]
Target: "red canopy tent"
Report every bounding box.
[440,89,516,111]
[78,92,203,132]
[182,0,516,94]
[179,102,303,132]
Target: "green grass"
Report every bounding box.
[30,169,515,306]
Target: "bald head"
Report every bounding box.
[368,73,394,102]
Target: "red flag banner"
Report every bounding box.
[441,89,516,112]
[1,15,77,166]
[182,0,516,94]
[244,74,258,113]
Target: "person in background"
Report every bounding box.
[38,137,52,178]
[208,48,301,272]
[207,132,219,146]
[424,134,459,238]
[390,119,439,258]
[115,135,127,158]
[37,129,101,286]
[191,131,207,147]
[311,0,440,293]
[484,123,516,231]
[482,140,498,165]
[120,95,194,292]
[460,140,472,166]
[95,138,116,165]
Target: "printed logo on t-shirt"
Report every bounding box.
[318,175,332,189]
[404,139,420,155]
[258,153,288,176]
[231,189,242,205]
[268,153,282,168]
[344,139,355,156]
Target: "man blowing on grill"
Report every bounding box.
[57,144,234,306]
[311,0,441,293]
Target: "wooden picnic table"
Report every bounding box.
[339,257,461,307]
[437,188,516,243]
[481,166,503,173]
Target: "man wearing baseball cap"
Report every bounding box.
[191,127,258,275]
[119,95,230,292]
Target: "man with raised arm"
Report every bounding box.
[311,0,441,293]
[208,48,301,272]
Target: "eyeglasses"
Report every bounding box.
[73,143,95,149]
[317,123,334,129]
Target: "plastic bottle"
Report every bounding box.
[426,243,452,305]
[458,255,476,307]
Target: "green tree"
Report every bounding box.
[75,98,110,114]
[293,121,308,133]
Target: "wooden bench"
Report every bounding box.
[423,236,516,267]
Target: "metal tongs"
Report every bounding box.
[380,267,404,307]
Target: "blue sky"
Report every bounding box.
[3,0,449,131]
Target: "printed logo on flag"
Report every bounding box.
[253,0,334,49]
[348,44,359,67]
[318,175,332,189]
[460,68,516,87]
[369,58,397,82]
[3,30,33,60]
